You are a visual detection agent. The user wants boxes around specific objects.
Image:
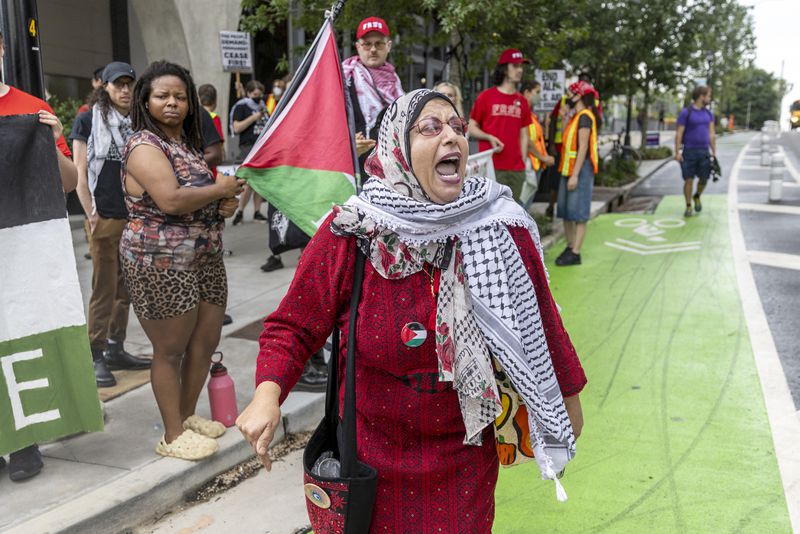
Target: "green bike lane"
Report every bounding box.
[494,195,793,533]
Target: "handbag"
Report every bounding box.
[493,359,535,467]
[302,248,377,533]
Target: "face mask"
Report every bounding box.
[566,97,577,109]
[273,87,283,97]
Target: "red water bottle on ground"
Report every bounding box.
[208,352,238,427]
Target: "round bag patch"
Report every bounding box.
[304,482,331,509]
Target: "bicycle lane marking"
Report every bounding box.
[729,136,800,533]
[495,198,792,532]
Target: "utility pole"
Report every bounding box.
[0,0,45,98]
[745,101,751,130]
[778,59,785,122]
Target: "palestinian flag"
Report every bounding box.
[236,20,357,237]
[401,322,428,348]
[0,115,103,456]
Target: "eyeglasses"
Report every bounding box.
[111,79,134,90]
[357,39,388,51]
[409,116,468,137]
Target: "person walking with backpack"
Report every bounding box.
[675,85,716,217]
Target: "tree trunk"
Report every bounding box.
[444,28,463,88]
[640,83,651,150]
[624,91,633,147]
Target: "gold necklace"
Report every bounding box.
[423,264,436,297]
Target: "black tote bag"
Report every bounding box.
[302,249,377,533]
[267,204,311,255]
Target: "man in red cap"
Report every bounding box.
[469,49,534,201]
[342,16,404,152]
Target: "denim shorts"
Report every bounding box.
[557,160,594,222]
[681,147,711,182]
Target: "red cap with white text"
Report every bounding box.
[356,17,390,39]
[497,48,531,65]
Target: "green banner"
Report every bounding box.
[0,325,103,455]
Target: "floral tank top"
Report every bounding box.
[120,130,223,271]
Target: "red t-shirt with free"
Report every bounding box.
[470,87,532,171]
[0,86,72,158]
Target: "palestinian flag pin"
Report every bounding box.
[401,322,427,347]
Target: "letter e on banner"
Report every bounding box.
[1,349,61,430]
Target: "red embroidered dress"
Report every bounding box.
[256,220,586,533]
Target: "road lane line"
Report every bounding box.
[604,242,701,255]
[739,165,770,170]
[615,238,702,249]
[738,203,800,216]
[738,179,799,188]
[748,250,800,271]
[782,149,800,183]
[729,136,800,532]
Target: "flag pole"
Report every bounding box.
[326,0,363,194]
[247,0,359,194]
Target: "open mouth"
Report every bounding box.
[435,152,462,183]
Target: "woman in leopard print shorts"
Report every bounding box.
[121,61,243,460]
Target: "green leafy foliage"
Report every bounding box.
[49,96,82,144]
[640,146,673,160]
[239,0,758,125]
[596,157,638,187]
[722,66,786,128]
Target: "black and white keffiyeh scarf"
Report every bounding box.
[332,89,575,498]
[86,103,132,213]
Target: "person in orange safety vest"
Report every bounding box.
[555,80,601,267]
[520,81,555,208]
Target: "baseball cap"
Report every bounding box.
[497,49,531,65]
[356,17,390,40]
[102,62,136,84]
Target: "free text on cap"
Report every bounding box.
[497,49,531,65]
[356,17,390,40]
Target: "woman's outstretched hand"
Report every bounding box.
[236,381,282,471]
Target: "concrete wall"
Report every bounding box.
[39,0,113,78]
[128,0,241,136]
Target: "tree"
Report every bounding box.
[683,0,756,110]
[239,0,586,108]
[725,66,784,128]
[238,0,756,130]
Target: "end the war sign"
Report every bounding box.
[534,69,566,114]
[219,31,254,73]
[0,115,103,455]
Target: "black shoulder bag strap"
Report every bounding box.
[324,246,366,477]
